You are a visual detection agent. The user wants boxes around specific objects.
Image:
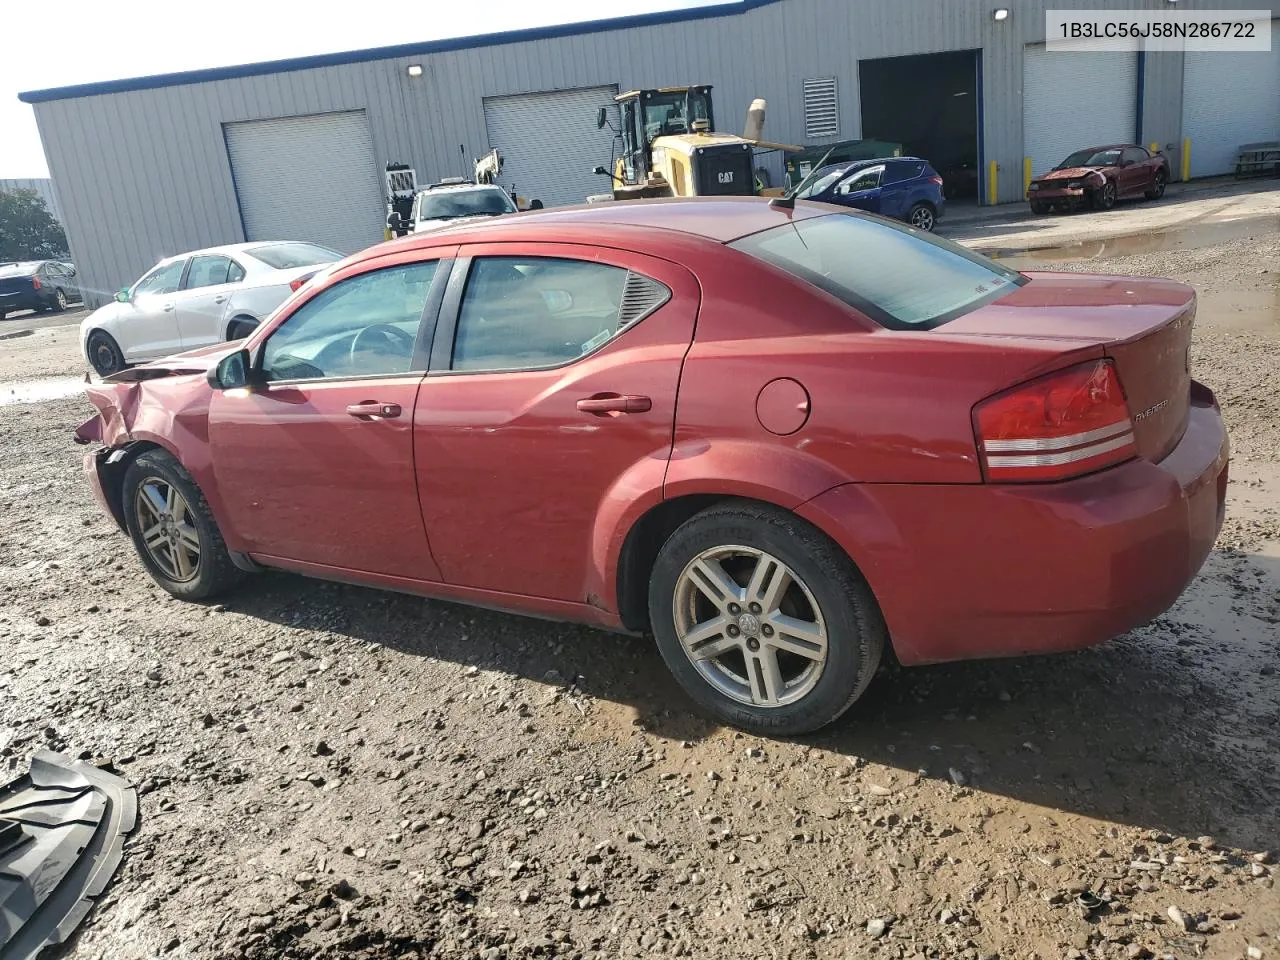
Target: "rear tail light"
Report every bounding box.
[974,359,1136,482]
[928,175,943,185]
[31,276,41,290]
[289,272,316,293]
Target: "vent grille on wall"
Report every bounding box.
[803,77,839,139]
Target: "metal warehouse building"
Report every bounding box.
[18,0,1280,307]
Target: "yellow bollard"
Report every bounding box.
[988,160,998,205]
[1149,142,1159,155]
[1023,157,1032,195]
[1181,139,1191,182]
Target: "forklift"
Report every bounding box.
[590,85,797,202]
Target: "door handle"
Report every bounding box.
[346,401,402,419]
[162,302,175,312]
[213,295,227,304]
[576,393,652,415]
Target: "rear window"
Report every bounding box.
[729,213,1026,330]
[0,262,38,278]
[245,243,342,270]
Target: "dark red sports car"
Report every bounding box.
[1028,144,1170,213]
[74,198,1228,735]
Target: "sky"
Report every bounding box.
[1,0,723,179]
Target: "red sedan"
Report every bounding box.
[1028,144,1170,213]
[74,199,1228,735]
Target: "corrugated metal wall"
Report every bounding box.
[0,178,63,223]
[29,0,1280,307]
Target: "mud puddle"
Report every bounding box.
[0,377,84,406]
[989,214,1280,263]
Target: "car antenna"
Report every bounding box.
[770,145,838,210]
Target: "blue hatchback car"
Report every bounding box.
[795,157,945,231]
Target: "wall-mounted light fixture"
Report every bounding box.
[992,8,1010,21]
[406,64,424,78]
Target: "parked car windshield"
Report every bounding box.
[1057,148,1121,169]
[730,213,1027,330]
[246,243,342,270]
[418,188,516,221]
[0,262,39,278]
[795,164,853,199]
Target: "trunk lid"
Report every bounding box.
[0,275,37,295]
[945,272,1194,462]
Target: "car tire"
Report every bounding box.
[1146,170,1167,200]
[53,288,68,312]
[122,450,244,601]
[1091,179,1117,211]
[1029,200,1050,215]
[906,203,936,232]
[226,317,258,341]
[86,330,126,377]
[648,501,886,736]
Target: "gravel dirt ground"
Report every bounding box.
[1,196,1277,960]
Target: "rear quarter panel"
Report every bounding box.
[670,248,1106,493]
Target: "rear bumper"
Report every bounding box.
[799,382,1229,665]
[0,292,43,312]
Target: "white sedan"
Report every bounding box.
[80,241,341,376]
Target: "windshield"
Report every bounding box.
[418,188,516,221]
[642,91,712,139]
[246,243,342,270]
[729,213,1027,330]
[0,262,38,278]
[795,164,852,199]
[1056,148,1121,169]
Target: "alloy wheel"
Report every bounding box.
[134,478,201,582]
[672,545,828,708]
[55,289,67,309]
[910,206,934,231]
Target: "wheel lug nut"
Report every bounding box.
[728,603,740,615]
[762,625,773,637]
[748,602,762,614]
[727,625,740,637]
[746,638,760,651]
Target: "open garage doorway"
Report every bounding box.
[858,50,981,203]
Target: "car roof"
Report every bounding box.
[809,157,926,178]
[364,197,834,258]
[156,240,315,264]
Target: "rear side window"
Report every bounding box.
[883,161,925,184]
[451,257,668,372]
[730,213,1026,329]
[246,243,342,270]
[1121,147,1149,164]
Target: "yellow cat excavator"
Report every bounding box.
[589,85,798,202]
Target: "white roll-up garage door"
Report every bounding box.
[1181,27,1280,178]
[483,86,619,208]
[1023,46,1138,177]
[225,111,385,255]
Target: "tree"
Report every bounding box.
[0,189,69,261]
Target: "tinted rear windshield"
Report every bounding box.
[245,243,342,270]
[729,213,1026,329]
[0,262,38,278]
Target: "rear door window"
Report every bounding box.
[730,213,1026,329]
[1121,147,1149,165]
[451,257,669,372]
[184,255,232,289]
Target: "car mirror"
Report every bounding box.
[67,266,77,277]
[596,106,608,130]
[208,348,254,391]
[529,198,544,210]
[114,288,130,303]
[592,165,609,176]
